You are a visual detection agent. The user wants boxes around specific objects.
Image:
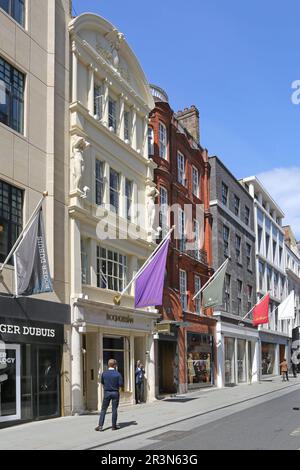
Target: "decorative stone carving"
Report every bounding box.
[146,186,160,235]
[71,136,90,192]
[105,29,124,68]
[96,29,130,83]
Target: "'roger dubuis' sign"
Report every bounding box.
[0,317,63,345]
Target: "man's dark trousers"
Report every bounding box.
[98,391,119,428]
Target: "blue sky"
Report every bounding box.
[73,1,300,233]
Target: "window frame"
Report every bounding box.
[0,0,25,27]
[0,56,25,134]
[234,195,240,217]
[159,186,169,237]
[223,225,230,258]
[96,246,127,292]
[192,165,199,197]
[222,182,228,206]
[178,207,186,251]
[125,178,133,221]
[108,96,117,132]
[177,151,185,186]
[246,242,252,270]
[95,159,104,206]
[194,275,201,314]
[245,205,250,226]
[81,238,90,285]
[109,168,120,214]
[94,84,103,120]
[237,279,243,316]
[0,180,23,264]
[148,126,154,155]
[179,269,187,311]
[235,234,241,263]
[159,122,167,159]
[224,273,231,312]
[124,109,131,142]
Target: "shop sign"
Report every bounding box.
[155,323,171,334]
[106,313,134,324]
[0,317,64,345]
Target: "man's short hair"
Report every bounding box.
[108,359,117,368]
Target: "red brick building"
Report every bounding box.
[149,85,216,395]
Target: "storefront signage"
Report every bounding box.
[0,351,15,365]
[106,314,134,324]
[0,317,64,345]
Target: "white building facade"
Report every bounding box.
[68,13,159,413]
[241,177,291,378]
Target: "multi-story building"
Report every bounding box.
[209,157,258,387]
[0,0,71,426]
[149,87,214,395]
[284,226,300,341]
[68,13,159,413]
[241,177,290,378]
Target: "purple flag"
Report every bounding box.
[135,237,170,308]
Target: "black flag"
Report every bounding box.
[14,208,53,296]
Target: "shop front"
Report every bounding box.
[259,331,290,378]
[215,315,260,388]
[0,296,70,427]
[71,300,159,413]
[187,332,213,389]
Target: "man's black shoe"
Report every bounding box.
[112,426,120,431]
[95,426,104,432]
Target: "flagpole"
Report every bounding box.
[192,258,229,301]
[241,291,271,321]
[0,191,48,275]
[113,226,175,305]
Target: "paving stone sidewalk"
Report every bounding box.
[1,376,300,450]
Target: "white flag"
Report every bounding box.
[278,291,295,320]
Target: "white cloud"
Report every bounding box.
[257,167,300,239]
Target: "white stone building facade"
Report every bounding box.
[68,13,159,413]
[241,177,291,378]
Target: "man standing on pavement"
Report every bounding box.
[95,359,123,431]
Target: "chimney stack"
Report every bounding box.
[177,105,200,144]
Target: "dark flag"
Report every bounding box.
[14,208,53,296]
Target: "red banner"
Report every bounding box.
[252,294,270,326]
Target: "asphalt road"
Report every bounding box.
[140,388,300,450]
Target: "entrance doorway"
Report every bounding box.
[20,344,61,422]
[33,345,60,419]
[158,341,177,394]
